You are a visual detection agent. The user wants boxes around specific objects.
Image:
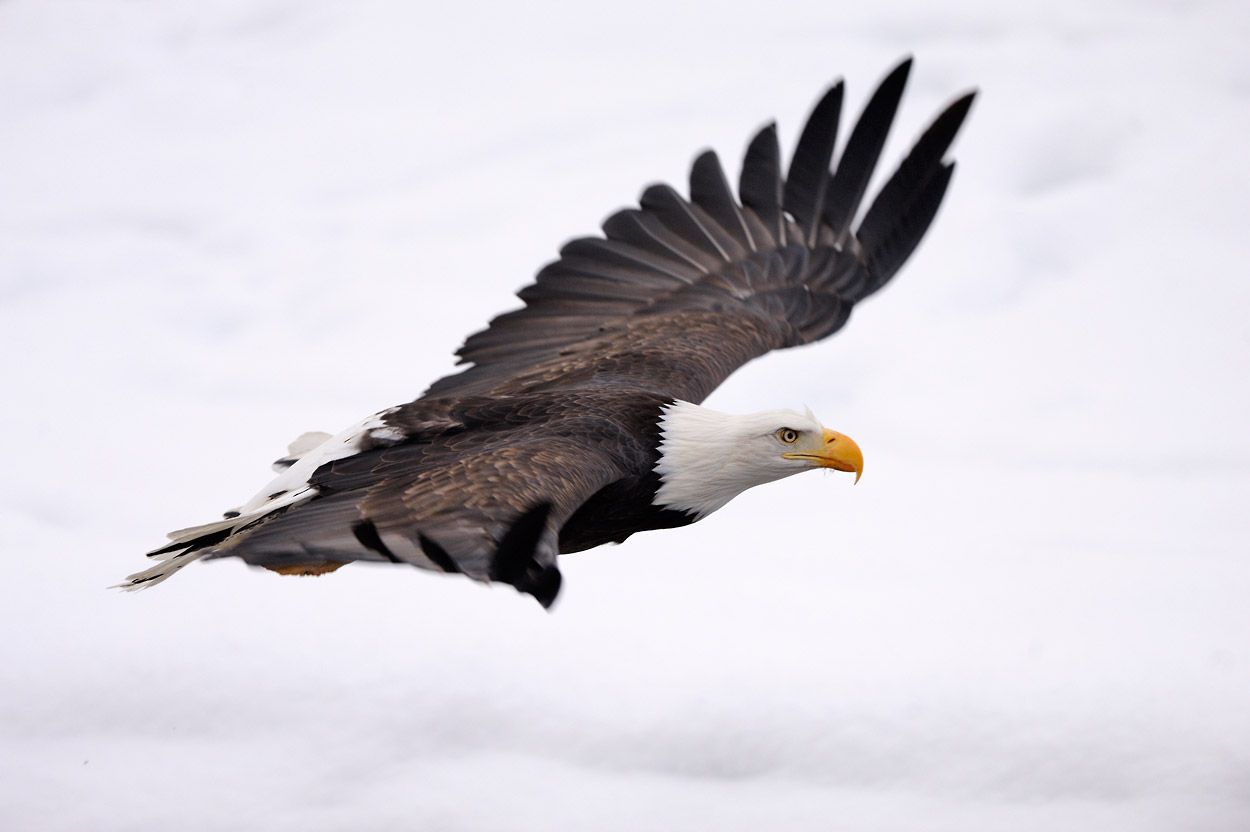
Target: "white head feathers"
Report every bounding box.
[652,400,829,518]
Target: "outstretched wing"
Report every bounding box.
[424,59,974,404]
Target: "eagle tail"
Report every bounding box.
[113,547,205,590]
[113,519,236,589]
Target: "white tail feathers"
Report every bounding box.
[121,410,400,591]
[163,515,246,544]
[114,547,209,591]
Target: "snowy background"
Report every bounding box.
[3,1,1249,829]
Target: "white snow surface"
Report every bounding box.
[2,1,1249,829]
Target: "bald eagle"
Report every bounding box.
[123,60,974,607]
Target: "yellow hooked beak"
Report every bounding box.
[784,429,864,483]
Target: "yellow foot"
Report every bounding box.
[265,562,346,577]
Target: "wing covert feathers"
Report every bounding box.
[426,59,973,401]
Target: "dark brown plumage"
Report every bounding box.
[126,60,974,607]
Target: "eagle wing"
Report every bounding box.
[424,59,974,404]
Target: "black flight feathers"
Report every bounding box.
[784,81,845,247]
[415,503,559,609]
[354,504,560,608]
[488,502,561,609]
[425,57,974,401]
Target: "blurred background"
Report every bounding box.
[2,1,1248,829]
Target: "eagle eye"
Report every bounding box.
[777,428,799,444]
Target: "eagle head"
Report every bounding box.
[652,401,863,518]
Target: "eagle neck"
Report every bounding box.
[651,400,761,519]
